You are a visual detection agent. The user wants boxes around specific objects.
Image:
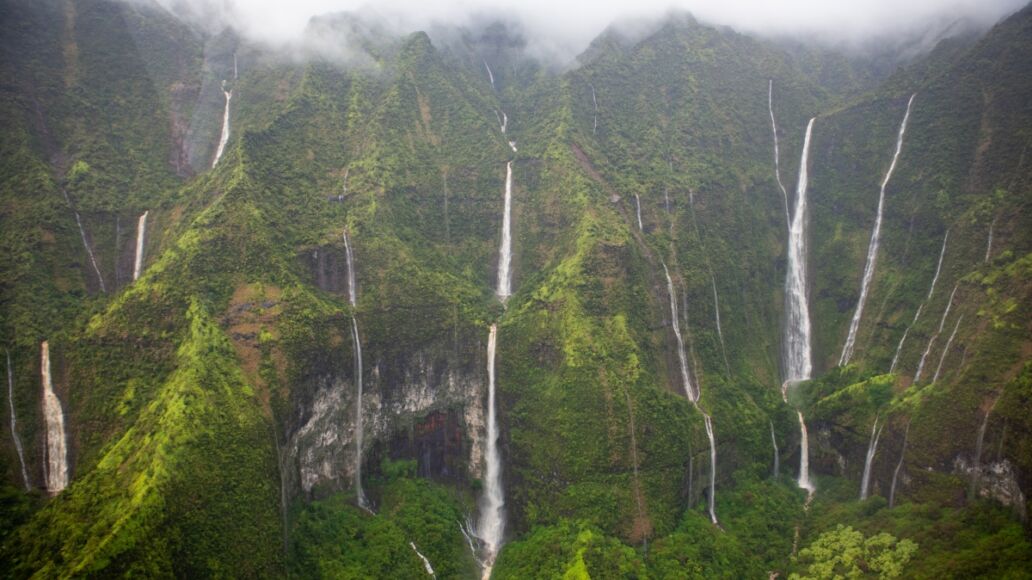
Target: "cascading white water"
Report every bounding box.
[6,350,30,489]
[711,276,730,375]
[969,399,997,498]
[784,118,817,494]
[133,211,149,281]
[634,194,644,231]
[496,162,514,302]
[984,218,996,263]
[233,52,238,79]
[796,412,815,493]
[590,83,598,135]
[479,324,505,578]
[662,263,717,522]
[768,80,790,226]
[459,519,482,566]
[931,314,963,383]
[889,421,910,508]
[891,231,948,372]
[63,191,106,292]
[483,60,495,90]
[410,542,436,577]
[40,341,68,494]
[784,118,816,388]
[211,80,232,168]
[914,283,958,383]
[703,414,718,524]
[859,417,884,500]
[663,264,698,402]
[770,419,780,478]
[840,94,916,366]
[342,232,369,510]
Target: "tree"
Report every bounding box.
[791,525,918,579]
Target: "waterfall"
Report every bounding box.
[496,162,514,302]
[342,232,369,510]
[768,80,790,226]
[233,52,238,79]
[783,118,816,388]
[6,350,30,489]
[410,542,436,577]
[498,111,507,134]
[63,191,106,292]
[211,81,232,168]
[703,414,718,525]
[459,519,483,567]
[931,315,963,383]
[40,341,68,494]
[634,194,644,231]
[840,94,916,366]
[133,211,149,281]
[859,417,884,500]
[663,264,698,402]
[662,263,718,522]
[483,60,495,90]
[770,419,780,478]
[984,218,996,263]
[914,283,958,383]
[479,325,505,578]
[889,421,910,508]
[891,231,948,372]
[711,276,730,375]
[969,399,997,499]
[797,412,815,493]
[590,82,598,135]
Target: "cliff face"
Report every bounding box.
[1,0,1031,576]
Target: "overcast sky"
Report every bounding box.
[158,0,1027,60]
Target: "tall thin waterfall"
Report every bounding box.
[783,118,816,388]
[969,399,998,498]
[889,421,910,508]
[63,191,106,292]
[663,264,698,402]
[342,232,369,510]
[6,350,30,489]
[914,283,958,383]
[410,542,436,577]
[233,52,238,79]
[662,263,717,523]
[840,94,916,366]
[496,162,514,302]
[783,119,817,494]
[770,419,780,478]
[479,325,505,578]
[41,341,68,494]
[797,412,815,493]
[891,231,948,372]
[985,218,996,263]
[768,80,790,226]
[711,277,730,375]
[590,83,598,135]
[634,194,644,231]
[133,211,149,281]
[703,414,718,524]
[859,417,884,500]
[212,81,232,168]
[932,315,963,383]
[483,60,495,89]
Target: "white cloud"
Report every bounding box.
[154,0,1028,60]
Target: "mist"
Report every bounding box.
[154,0,1027,63]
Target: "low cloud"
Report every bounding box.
[152,0,1028,62]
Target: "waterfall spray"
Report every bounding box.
[768,80,790,226]
[797,412,815,493]
[770,419,780,478]
[634,194,644,231]
[932,315,963,383]
[479,325,505,578]
[840,94,916,366]
[483,60,495,90]
[914,284,958,383]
